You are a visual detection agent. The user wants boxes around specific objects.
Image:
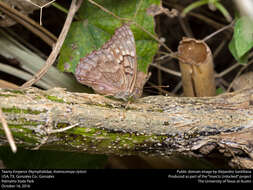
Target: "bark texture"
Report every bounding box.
[0,87,253,168]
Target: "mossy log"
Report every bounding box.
[0,87,253,168]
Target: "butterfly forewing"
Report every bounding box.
[75,24,139,100]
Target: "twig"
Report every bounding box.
[150,63,181,77]
[88,0,175,55]
[154,52,172,62]
[133,22,175,55]
[49,123,79,134]
[88,0,122,20]
[20,0,83,88]
[0,1,57,47]
[3,28,47,59]
[0,108,17,153]
[0,79,19,89]
[147,81,173,96]
[172,81,182,94]
[32,123,79,150]
[24,0,56,25]
[215,62,241,78]
[164,1,225,30]
[213,39,227,59]
[227,59,253,92]
[202,20,234,42]
[178,16,194,38]
[134,0,143,19]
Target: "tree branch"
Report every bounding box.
[0,87,253,168]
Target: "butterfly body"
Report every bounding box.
[75,24,147,101]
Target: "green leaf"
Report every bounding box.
[228,36,248,64]
[229,17,253,63]
[216,87,224,95]
[58,22,111,73]
[58,0,160,74]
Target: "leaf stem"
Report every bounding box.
[181,0,210,17]
[214,1,232,22]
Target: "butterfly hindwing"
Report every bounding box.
[75,24,142,100]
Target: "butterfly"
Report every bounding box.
[75,24,148,101]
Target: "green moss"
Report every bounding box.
[0,94,15,97]
[54,125,168,154]
[2,107,45,115]
[56,123,69,128]
[9,90,24,94]
[10,117,45,126]
[45,95,65,103]
[0,124,39,144]
[2,89,24,94]
[34,96,42,100]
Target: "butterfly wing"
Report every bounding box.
[75,24,137,99]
